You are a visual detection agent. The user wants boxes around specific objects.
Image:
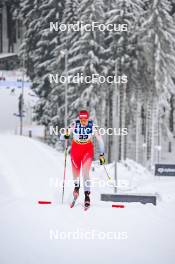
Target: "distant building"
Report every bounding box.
[0,0,23,54]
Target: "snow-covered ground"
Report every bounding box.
[0,134,175,264]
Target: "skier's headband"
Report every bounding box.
[79,111,89,120]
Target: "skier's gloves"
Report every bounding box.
[64,129,70,139]
[99,154,105,165]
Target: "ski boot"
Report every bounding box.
[84,191,90,210]
[70,184,80,208]
[73,184,80,199]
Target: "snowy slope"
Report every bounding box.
[0,134,175,264]
[0,70,36,133]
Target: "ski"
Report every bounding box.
[70,197,78,208]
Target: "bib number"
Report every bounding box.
[79,134,88,140]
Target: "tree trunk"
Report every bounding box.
[136,100,141,163]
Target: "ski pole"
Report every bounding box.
[103,164,118,189]
[62,138,68,204]
[103,164,112,180]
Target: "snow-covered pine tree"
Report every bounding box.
[50,0,80,127]
[105,0,144,161]
[18,0,38,79]
[140,0,175,168]
[18,0,65,141]
[32,0,64,127]
[67,0,106,121]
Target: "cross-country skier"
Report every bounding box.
[61,110,105,209]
